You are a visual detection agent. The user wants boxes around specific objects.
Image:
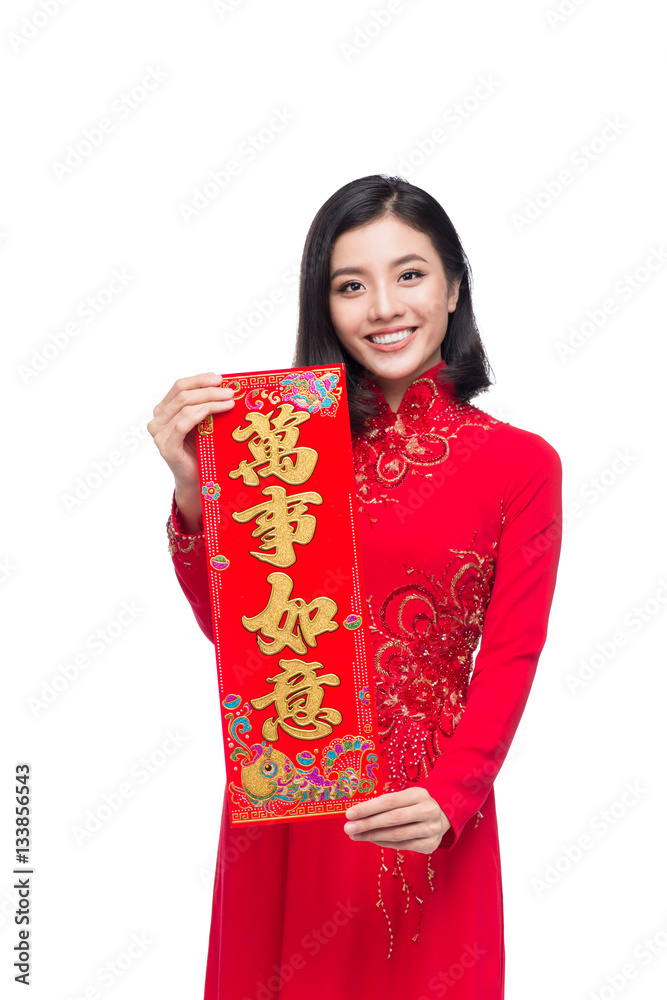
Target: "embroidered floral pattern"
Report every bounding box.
[367,536,499,791]
[279,370,342,416]
[167,502,204,560]
[201,481,221,501]
[167,513,199,556]
[352,376,498,519]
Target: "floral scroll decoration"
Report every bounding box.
[221,693,378,818]
[215,379,285,415]
[279,370,342,416]
[352,376,500,517]
[207,372,342,419]
[367,535,500,792]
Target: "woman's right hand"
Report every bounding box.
[148,372,236,533]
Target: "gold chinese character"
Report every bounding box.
[242,571,338,654]
[229,404,318,486]
[231,485,323,568]
[250,658,342,741]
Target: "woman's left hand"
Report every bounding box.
[344,787,451,853]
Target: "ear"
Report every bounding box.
[448,276,462,312]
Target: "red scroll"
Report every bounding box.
[196,365,382,826]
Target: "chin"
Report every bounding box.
[363,352,431,381]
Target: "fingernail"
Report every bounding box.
[344,823,357,834]
[347,807,358,819]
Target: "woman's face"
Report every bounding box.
[328,215,461,385]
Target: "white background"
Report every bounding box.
[2,1,666,998]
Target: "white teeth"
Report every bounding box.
[369,328,415,345]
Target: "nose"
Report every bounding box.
[367,281,406,324]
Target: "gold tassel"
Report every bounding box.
[376,848,394,959]
[427,854,435,892]
[376,849,437,954]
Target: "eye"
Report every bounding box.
[335,270,425,294]
[260,760,278,777]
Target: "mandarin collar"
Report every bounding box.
[364,359,455,422]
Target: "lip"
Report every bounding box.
[366,325,414,336]
[365,326,418,353]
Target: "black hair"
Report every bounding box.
[293,173,493,432]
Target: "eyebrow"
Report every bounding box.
[330,253,429,283]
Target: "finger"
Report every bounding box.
[153,382,236,425]
[163,372,224,403]
[153,372,222,417]
[348,820,438,844]
[344,803,431,834]
[345,787,427,820]
[147,389,235,450]
[151,400,236,459]
[367,837,435,854]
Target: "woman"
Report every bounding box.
[149,174,562,999]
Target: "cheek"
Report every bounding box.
[419,289,449,323]
[329,300,360,345]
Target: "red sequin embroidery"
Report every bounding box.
[352,376,498,519]
[367,538,499,791]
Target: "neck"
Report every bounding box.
[373,375,414,413]
[372,357,445,413]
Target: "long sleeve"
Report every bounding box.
[421,433,563,850]
[166,491,215,644]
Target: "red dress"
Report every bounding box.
[166,360,562,1000]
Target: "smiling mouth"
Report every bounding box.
[367,327,417,345]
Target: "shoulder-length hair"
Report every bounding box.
[293,173,493,432]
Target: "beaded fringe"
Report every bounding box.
[375,809,483,958]
[376,849,436,959]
